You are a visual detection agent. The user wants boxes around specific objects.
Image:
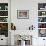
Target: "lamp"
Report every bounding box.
[19,35,31,46]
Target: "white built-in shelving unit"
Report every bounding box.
[38,3,46,37]
[0,3,8,37]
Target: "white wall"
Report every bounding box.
[11,0,46,46]
[11,0,38,30]
[0,35,8,45]
[11,0,46,30]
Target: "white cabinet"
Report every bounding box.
[0,35,8,45]
[38,38,46,46]
[0,0,11,45]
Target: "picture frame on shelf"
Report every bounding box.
[17,10,29,19]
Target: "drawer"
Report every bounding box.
[0,37,8,45]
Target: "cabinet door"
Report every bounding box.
[38,38,46,46]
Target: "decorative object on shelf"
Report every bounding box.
[45,6,46,9]
[38,23,46,28]
[40,8,44,10]
[38,11,46,16]
[0,3,8,10]
[0,17,8,22]
[11,23,16,30]
[0,23,8,37]
[42,12,45,15]
[0,6,1,10]
[0,23,8,30]
[17,10,29,19]
[38,29,46,37]
[0,11,8,16]
[5,6,8,10]
[38,3,46,10]
[38,17,43,22]
[38,17,46,22]
[29,25,35,30]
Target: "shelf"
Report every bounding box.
[38,28,46,29]
[0,10,8,11]
[0,16,8,17]
[38,22,46,23]
[38,10,46,11]
[38,15,46,17]
[0,22,8,23]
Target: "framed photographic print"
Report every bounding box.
[17,10,29,19]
